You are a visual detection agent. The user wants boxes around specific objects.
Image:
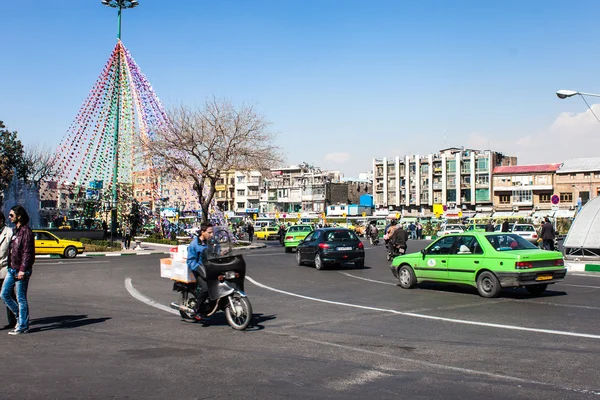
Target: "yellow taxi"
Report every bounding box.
[33,230,85,258]
[254,226,280,240]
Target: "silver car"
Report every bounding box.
[511,224,539,244]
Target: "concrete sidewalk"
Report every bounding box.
[35,241,267,259]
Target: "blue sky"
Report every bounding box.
[2,0,600,177]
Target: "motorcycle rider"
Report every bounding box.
[186,223,214,319]
[390,222,409,256]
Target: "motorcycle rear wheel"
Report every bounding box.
[179,291,199,322]
[225,295,253,330]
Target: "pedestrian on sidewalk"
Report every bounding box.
[125,225,132,250]
[0,212,17,330]
[247,223,254,243]
[541,217,556,251]
[1,205,35,335]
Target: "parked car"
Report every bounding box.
[33,230,85,258]
[437,224,465,236]
[390,232,566,298]
[296,228,365,269]
[511,224,539,244]
[494,223,515,232]
[465,224,487,232]
[283,224,313,253]
[254,226,280,240]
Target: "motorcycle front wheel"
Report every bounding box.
[225,294,253,330]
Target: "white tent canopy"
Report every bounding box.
[564,196,600,259]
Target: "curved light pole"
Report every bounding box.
[101,0,139,239]
[556,89,600,99]
[101,0,139,40]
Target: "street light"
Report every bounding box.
[101,0,139,40]
[556,89,600,99]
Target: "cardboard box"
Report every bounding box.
[170,244,189,261]
[170,259,196,283]
[160,258,173,278]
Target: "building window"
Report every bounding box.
[476,158,489,172]
[570,174,576,180]
[420,164,429,174]
[512,189,532,203]
[237,176,246,183]
[594,173,600,179]
[237,202,245,209]
[500,194,511,204]
[446,189,456,202]
[237,190,245,196]
[560,192,573,202]
[476,175,489,185]
[539,193,551,203]
[446,160,456,173]
[461,160,471,174]
[475,189,490,202]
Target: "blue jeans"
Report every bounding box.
[1,269,31,330]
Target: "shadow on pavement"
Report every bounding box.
[29,314,112,333]
[414,282,568,299]
[184,313,277,332]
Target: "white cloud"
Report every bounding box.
[466,104,600,164]
[324,152,350,163]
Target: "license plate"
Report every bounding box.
[337,247,353,251]
[536,274,553,281]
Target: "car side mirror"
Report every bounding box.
[421,249,426,259]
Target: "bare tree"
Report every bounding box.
[146,97,283,222]
[22,144,57,188]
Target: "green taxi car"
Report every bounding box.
[284,224,313,253]
[390,232,566,298]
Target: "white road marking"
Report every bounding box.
[338,272,396,286]
[37,261,111,265]
[340,271,600,311]
[246,276,600,340]
[245,252,288,257]
[270,332,600,396]
[559,283,600,289]
[124,278,178,315]
[124,278,600,395]
[569,273,600,278]
[326,369,391,391]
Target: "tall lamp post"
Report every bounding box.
[101,0,139,238]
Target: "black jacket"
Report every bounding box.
[390,228,409,247]
[540,222,555,240]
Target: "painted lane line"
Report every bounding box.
[268,331,600,397]
[246,276,600,340]
[340,271,600,311]
[123,279,600,396]
[338,272,397,286]
[37,261,111,265]
[559,283,600,289]
[124,278,178,315]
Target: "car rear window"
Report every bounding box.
[324,230,358,242]
[288,226,312,233]
[485,234,538,251]
[513,225,535,232]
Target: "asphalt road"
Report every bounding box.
[1,239,599,399]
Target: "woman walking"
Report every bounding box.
[0,212,17,329]
[1,205,35,335]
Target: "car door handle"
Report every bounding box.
[441,260,446,263]
[474,261,479,264]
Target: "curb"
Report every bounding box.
[565,261,600,273]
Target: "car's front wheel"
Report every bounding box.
[476,271,501,298]
[64,246,78,259]
[398,265,416,289]
[525,284,548,296]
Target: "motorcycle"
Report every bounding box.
[170,227,253,330]
[386,242,406,261]
[369,230,380,246]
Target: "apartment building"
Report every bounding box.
[555,158,600,212]
[234,171,263,214]
[373,147,516,216]
[492,164,560,218]
[262,163,342,214]
[214,170,236,212]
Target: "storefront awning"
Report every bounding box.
[555,209,576,219]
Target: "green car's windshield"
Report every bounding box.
[288,226,312,233]
[485,234,538,251]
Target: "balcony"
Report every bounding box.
[433,183,442,190]
[247,179,260,187]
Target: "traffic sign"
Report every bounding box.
[342,213,347,218]
[395,212,400,219]
[551,194,560,205]
[362,212,366,217]
[275,213,280,218]
[297,213,302,219]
